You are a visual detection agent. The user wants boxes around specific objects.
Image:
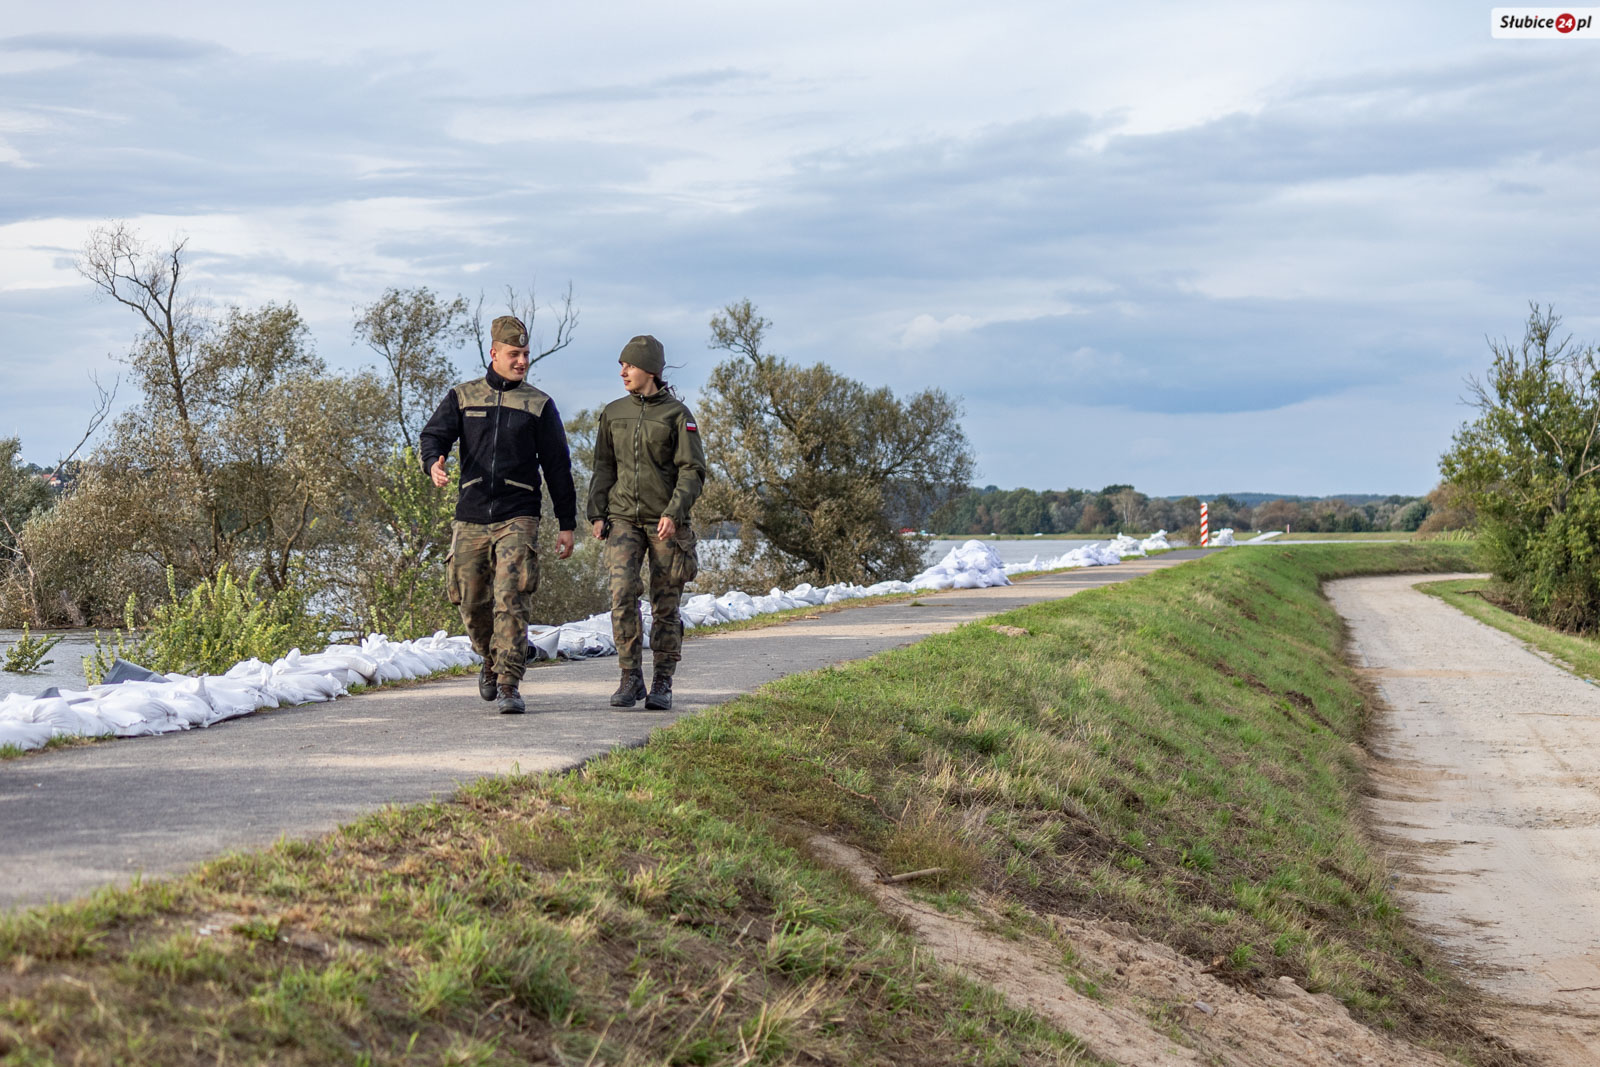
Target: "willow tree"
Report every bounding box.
[697,300,973,586]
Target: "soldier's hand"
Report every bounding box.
[592,519,606,540]
[429,456,449,488]
[556,530,575,559]
[655,516,677,541]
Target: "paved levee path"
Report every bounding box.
[1,551,1210,911]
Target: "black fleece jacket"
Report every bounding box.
[418,367,577,528]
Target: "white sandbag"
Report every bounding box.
[910,540,1012,590]
[263,670,344,705]
[87,688,176,736]
[786,583,828,606]
[20,696,117,737]
[678,593,725,628]
[1109,533,1146,557]
[0,718,55,749]
[529,626,563,661]
[306,645,381,682]
[716,590,760,619]
[198,675,275,723]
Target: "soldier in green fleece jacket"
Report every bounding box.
[587,335,708,711]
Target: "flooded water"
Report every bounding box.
[0,630,101,699]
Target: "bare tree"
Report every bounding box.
[48,373,119,486]
[471,281,579,371]
[77,224,206,481]
[353,287,474,445]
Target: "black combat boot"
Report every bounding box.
[644,672,672,711]
[496,683,525,715]
[610,669,647,708]
[478,662,497,702]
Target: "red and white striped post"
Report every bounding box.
[1200,502,1210,547]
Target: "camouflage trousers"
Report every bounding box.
[447,516,540,686]
[605,517,698,676]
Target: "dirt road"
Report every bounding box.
[1330,574,1600,1064]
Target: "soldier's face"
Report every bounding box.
[620,362,657,395]
[491,342,531,381]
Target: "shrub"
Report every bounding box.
[85,565,331,683]
[1441,304,1598,629]
[2,624,63,674]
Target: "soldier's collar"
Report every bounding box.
[485,367,521,391]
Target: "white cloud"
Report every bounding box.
[898,313,980,349]
[0,2,1592,494]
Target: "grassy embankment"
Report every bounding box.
[1267,532,1415,542]
[2,542,1514,1065]
[1418,576,1600,683]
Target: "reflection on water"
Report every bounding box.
[0,630,100,699]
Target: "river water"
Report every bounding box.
[0,631,103,699]
[0,538,1130,699]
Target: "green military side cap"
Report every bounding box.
[492,315,529,347]
[619,334,665,377]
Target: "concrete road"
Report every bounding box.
[0,552,1208,910]
[1331,573,1600,1062]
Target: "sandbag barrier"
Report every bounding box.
[0,533,1191,752]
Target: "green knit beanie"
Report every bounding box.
[619,335,665,377]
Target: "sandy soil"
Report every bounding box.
[1330,573,1600,1065]
[811,835,1455,1066]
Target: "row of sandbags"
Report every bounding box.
[0,537,1170,752]
[0,633,478,752]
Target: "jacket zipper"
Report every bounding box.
[632,395,643,524]
[488,389,503,520]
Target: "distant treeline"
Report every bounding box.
[931,485,1467,537]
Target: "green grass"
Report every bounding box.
[0,733,106,761]
[1417,576,1600,683]
[0,542,1517,1065]
[1267,531,1416,541]
[926,534,1114,541]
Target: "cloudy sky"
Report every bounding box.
[2,1,1596,496]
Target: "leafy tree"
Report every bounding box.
[51,224,394,630]
[1392,498,1432,531]
[1252,499,1303,532]
[1415,483,1474,534]
[17,222,592,641]
[697,300,973,585]
[0,438,52,552]
[1111,487,1147,531]
[88,290,389,591]
[1440,304,1600,629]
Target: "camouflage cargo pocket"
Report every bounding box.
[669,528,698,586]
[445,525,463,605]
[517,542,541,596]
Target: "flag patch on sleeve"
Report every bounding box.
[686,421,698,432]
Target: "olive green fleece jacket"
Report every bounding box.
[587,390,708,525]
